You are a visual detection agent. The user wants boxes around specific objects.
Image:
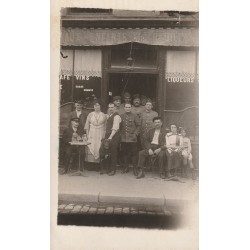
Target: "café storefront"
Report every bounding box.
[60,10,199,167]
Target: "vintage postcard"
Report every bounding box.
[51,1,199,249]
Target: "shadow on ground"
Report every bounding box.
[57,213,182,229]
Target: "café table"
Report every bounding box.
[69,140,91,177]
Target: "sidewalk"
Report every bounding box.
[58,170,198,213]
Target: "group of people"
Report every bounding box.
[61,92,195,180]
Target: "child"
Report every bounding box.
[179,128,195,180]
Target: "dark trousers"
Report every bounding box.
[107,133,120,172]
[120,142,138,169]
[137,145,166,175]
[166,150,180,174]
[64,145,85,171]
[100,156,111,173]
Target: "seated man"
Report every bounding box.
[61,117,85,174]
[165,123,181,177]
[179,128,195,179]
[136,117,166,179]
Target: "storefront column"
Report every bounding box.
[71,49,75,102]
[157,47,166,118]
[102,48,111,108]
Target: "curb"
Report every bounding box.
[58,193,196,211]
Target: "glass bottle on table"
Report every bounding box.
[72,132,78,142]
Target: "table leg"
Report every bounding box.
[70,146,88,177]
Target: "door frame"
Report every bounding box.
[101,46,165,113]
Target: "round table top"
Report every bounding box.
[69,141,91,146]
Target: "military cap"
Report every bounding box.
[123,92,131,98]
[133,94,141,100]
[145,98,152,104]
[74,100,83,105]
[113,96,121,101]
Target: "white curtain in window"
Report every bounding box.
[165,50,196,79]
[60,50,73,75]
[74,49,102,77]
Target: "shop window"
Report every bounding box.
[74,49,102,107]
[164,50,198,140]
[60,49,102,106]
[111,43,157,69]
[165,50,197,109]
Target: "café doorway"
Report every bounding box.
[108,73,158,110]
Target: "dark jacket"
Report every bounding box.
[120,112,141,142]
[62,126,84,144]
[144,128,166,150]
[67,110,88,133]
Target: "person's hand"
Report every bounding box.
[154,148,161,155]
[148,149,154,155]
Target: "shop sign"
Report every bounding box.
[166,76,195,83]
[61,27,198,47]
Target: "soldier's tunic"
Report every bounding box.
[140,110,158,135]
[131,105,145,118]
[120,112,141,168]
[114,105,125,115]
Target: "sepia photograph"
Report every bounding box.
[57,6,199,233]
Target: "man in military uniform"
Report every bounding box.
[120,103,141,173]
[136,117,166,179]
[120,92,132,109]
[131,94,145,118]
[166,123,181,177]
[140,100,158,149]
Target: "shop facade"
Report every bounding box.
[59,8,199,167]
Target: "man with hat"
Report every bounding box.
[112,95,125,115]
[120,103,141,173]
[67,100,88,133]
[61,117,85,174]
[120,92,132,109]
[131,94,145,118]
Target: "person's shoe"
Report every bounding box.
[121,167,129,173]
[61,168,68,175]
[136,172,145,179]
[160,173,166,179]
[108,171,116,176]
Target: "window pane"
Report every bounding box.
[111,43,157,69]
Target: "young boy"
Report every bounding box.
[179,128,195,180]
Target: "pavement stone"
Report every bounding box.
[80,205,90,214]
[64,204,75,210]
[113,207,123,214]
[88,207,97,214]
[122,207,130,214]
[71,205,82,214]
[97,208,106,215]
[105,207,114,214]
